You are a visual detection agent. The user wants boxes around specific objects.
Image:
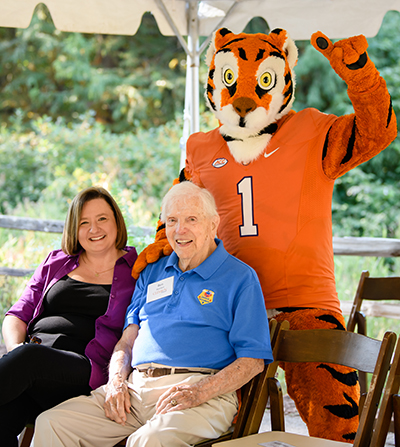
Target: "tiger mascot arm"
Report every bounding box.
[312,32,396,179]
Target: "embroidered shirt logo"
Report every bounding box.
[264,147,280,158]
[197,289,215,305]
[212,158,228,168]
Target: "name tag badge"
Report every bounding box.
[147,276,174,303]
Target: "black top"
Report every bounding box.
[29,275,111,355]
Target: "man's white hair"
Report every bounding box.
[160,182,218,222]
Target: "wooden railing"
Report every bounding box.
[2,214,400,276]
[2,214,400,319]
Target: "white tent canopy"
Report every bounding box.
[1,0,400,39]
[1,0,400,165]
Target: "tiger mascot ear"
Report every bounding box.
[205,28,298,71]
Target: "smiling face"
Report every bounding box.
[78,198,118,256]
[165,195,220,272]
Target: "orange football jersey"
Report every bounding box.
[186,108,341,313]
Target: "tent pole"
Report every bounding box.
[154,0,199,169]
[180,52,192,169]
[188,0,200,136]
[180,0,200,169]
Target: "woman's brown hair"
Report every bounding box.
[61,186,128,255]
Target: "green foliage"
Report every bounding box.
[0,5,187,132]
[0,112,181,224]
[294,11,400,240]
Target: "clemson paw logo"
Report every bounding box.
[198,289,214,305]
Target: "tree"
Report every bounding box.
[0,5,187,132]
[293,11,400,238]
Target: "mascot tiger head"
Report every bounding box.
[205,28,298,164]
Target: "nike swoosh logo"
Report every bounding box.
[264,147,280,158]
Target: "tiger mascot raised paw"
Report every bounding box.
[132,28,397,442]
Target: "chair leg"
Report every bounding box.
[393,395,400,447]
[19,425,34,447]
[268,377,285,432]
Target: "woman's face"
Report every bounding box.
[78,198,118,255]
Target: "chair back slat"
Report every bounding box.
[362,277,400,301]
[273,329,382,373]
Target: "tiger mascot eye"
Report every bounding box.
[132,27,397,442]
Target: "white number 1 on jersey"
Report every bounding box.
[237,177,258,237]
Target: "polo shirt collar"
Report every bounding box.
[165,238,229,279]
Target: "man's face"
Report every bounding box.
[165,195,219,271]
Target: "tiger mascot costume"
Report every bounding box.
[132,28,397,442]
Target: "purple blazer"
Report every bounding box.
[6,247,137,389]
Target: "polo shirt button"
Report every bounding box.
[180,277,184,281]
[175,291,179,295]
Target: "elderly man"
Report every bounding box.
[33,182,273,447]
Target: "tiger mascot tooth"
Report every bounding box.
[132,28,397,442]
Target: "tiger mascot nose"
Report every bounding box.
[233,97,257,117]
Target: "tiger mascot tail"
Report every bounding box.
[132,28,397,442]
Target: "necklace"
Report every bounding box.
[81,254,116,277]
[93,266,115,277]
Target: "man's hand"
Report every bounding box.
[104,374,131,425]
[155,383,202,415]
[155,358,263,415]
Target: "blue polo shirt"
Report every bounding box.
[124,239,272,369]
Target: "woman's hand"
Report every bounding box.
[2,315,27,352]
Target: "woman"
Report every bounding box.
[0,186,137,446]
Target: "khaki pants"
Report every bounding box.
[32,369,238,447]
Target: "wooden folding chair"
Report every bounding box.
[393,394,400,447]
[214,328,396,447]
[347,270,400,394]
[116,318,287,447]
[216,328,397,447]
[19,424,34,447]
[193,319,288,447]
[370,336,400,447]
